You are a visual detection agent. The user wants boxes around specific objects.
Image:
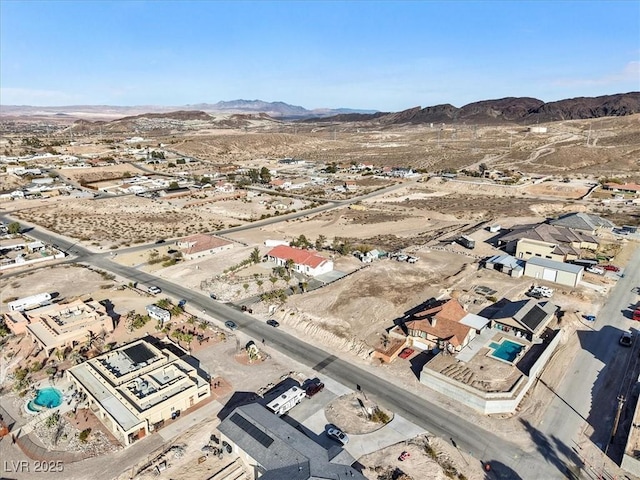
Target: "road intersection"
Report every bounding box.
[2,202,638,478]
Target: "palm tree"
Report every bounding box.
[249,247,261,264]
[284,258,295,275]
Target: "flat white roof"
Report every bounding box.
[460,313,490,330]
[526,257,584,274]
[71,364,143,432]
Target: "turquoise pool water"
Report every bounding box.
[488,340,524,363]
[27,387,63,412]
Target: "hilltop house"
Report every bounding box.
[266,245,333,277]
[392,298,474,353]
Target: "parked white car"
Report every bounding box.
[586,266,605,275]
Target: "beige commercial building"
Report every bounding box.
[524,257,584,288]
[67,338,211,446]
[10,298,115,356]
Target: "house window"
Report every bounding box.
[545,256,552,259]
[525,251,532,255]
[535,253,541,257]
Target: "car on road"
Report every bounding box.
[155,239,166,244]
[177,299,187,308]
[148,286,162,294]
[266,319,280,327]
[209,293,217,300]
[225,320,238,331]
[305,382,324,398]
[326,427,349,445]
[620,332,633,347]
[602,265,620,272]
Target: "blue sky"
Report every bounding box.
[1,1,638,110]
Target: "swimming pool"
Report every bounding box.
[26,387,63,413]
[488,339,524,363]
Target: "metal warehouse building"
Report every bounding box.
[524,257,584,287]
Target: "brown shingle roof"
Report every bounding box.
[407,299,470,347]
[179,234,232,255]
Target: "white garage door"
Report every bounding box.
[542,268,557,282]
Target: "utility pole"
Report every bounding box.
[611,394,626,440]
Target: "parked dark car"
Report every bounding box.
[178,299,187,308]
[266,319,280,327]
[225,320,238,331]
[305,382,325,398]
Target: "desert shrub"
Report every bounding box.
[369,406,391,424]
[78,428,91,443]
[424,443,438,460]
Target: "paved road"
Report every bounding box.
[0,222,556,479]
[4,205,637,479]
[539,246,640,468]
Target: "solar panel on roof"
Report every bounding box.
[123,343,155,365]
[520,306,548,332]
[230,413,274,448]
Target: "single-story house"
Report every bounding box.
[176,234,234,261]
[524,257,583,287]
[549,212,615,235]
[603,183,640,195]
[483,254,524,277]
[218,403,364,480]
[490,299,558,340]
[266,245,333,277]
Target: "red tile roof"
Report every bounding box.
[267,245,328,269]
[604,182,640,192]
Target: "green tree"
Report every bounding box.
[284,258,295,274]
[7,222,21,234]
[248,169,260,184]
[315,235,326,250]
[168,181,180,190]
[249,247,261,264]
[259,166,271,184]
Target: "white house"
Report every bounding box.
[266,245,333,277]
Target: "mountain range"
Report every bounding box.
[307,92,640,125]
[1,92,638,124]
[0,100,377,120]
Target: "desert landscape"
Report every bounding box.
[1,97,639,480]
